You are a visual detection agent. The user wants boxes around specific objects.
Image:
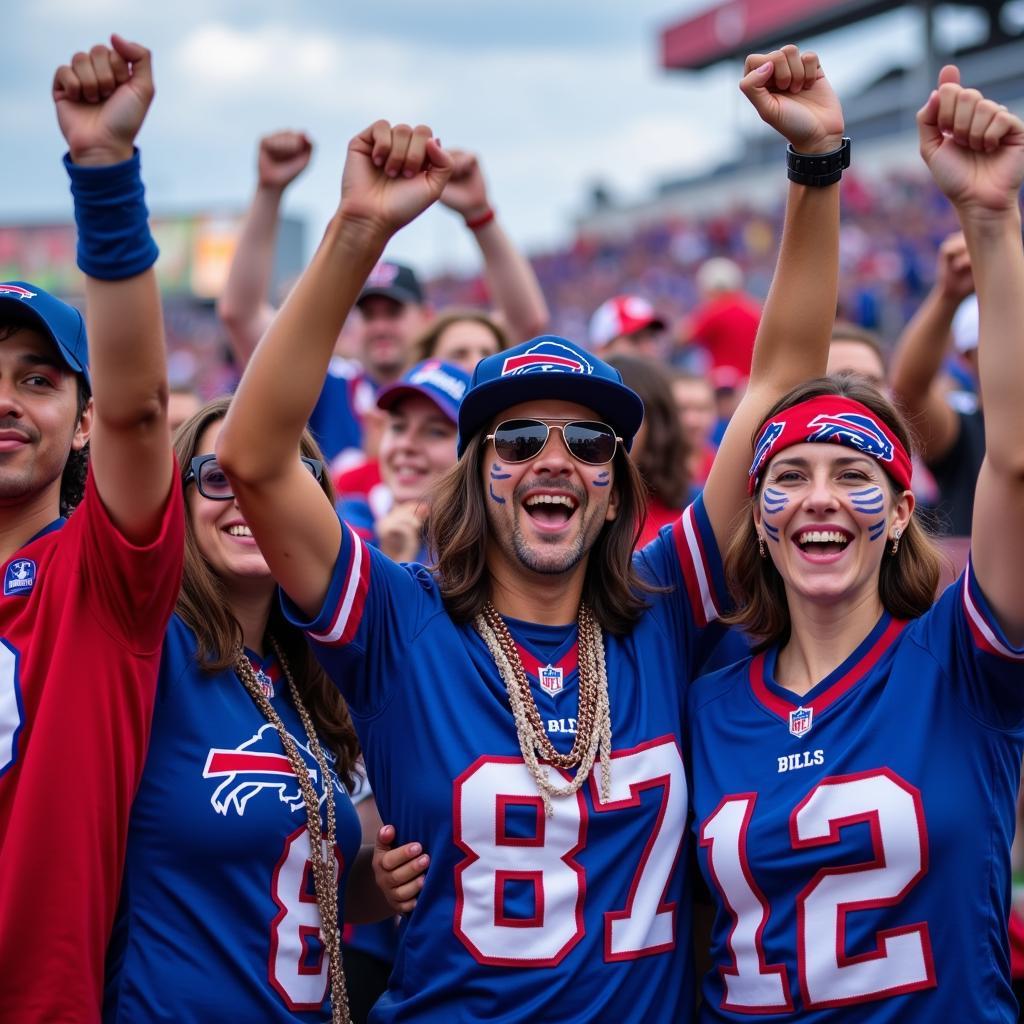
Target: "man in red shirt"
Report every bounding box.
[683,256,761,377]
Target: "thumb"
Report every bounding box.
[738,61,776,120]
[938,64,961,88]
[916,89,942,161]
[424,139,454,195]
[376,823,396,851]
[110,34,153,90]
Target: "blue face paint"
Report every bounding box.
[762,487,789,514]
[869,519,886,541]
[850,485,884,515]
[764,521,780,542]
[488,482,506,504]
[490,463,512,480]
[594,470,610,488]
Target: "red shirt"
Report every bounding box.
[689,291,761,376]
[0,469,183,1023]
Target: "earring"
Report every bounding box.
[890,527,902,556]
[758,535,766,559]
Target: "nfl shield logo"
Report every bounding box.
[788,706,813,738]
[539,664,564,696]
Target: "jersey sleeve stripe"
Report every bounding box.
[309,525,370,647]
[963,560,1024,661]
[672,499,723,629]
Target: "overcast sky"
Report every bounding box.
[2,1,973,274]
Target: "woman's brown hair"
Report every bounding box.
[411,309,509,365]
[427,431,656,635]
[173,397,360,786]
[723,374,944,648]
[606,354,692,508]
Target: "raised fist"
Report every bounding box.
[53,35,154,166]
[439,150,491,222]
[739,44,844,154]
[340,120,453,240]
[258,130,313,191]
[934,231,974,302]
[917,66,1024,216]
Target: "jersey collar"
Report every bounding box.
[749,612,907,723]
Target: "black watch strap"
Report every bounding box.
[786,137,851,187]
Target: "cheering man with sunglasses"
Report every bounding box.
[219,44,845,1023]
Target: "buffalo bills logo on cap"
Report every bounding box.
[0,285,37,300]
[806,412,894,463]
[409,359,467,402]
[366,261,400,287]
[501,340,593,377]
[750,422,785,482]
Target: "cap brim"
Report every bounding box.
[377,383,459,424]
[356,286,420,308]
[458,374,644,457]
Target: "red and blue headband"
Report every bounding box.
[748,396,912,496]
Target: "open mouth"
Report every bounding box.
[794,528,851,557]
[523,492,579,529]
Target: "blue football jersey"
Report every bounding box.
[104,615,361,1023]
[283,497,727,1023]
[688,561,1024,1022]
[309,357,376,470]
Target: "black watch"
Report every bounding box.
[786,137,851,187]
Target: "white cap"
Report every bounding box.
[952,295,978,354]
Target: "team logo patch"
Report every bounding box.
[539,664,564,696]
[806,412,894,463]
[749,422,784,481]
[0,285,37,300]
[4,559,35,596]
[501,341,592,377]
[366,261,399,287]
[788,705,813,738]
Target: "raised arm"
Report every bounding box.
[217,123,452,615]
[53,35,173,541]
[217,130,313,367]
[918,68,1024,643]
[439,150,549,341]
[888,231,973,463]
[702,45,843,550]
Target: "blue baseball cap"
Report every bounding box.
[0,281,90,388]
[456,335,644,457]
[377,359,470,424]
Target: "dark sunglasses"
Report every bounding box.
[486,418,621,466]
[185,453,323,501]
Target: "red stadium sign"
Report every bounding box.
[661,0,900,70]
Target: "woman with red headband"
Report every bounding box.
[687,70,1024,1021]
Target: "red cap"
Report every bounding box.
[588,295,666,349]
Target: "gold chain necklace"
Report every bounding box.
[234,639,351,1024]
[474,602,612,816]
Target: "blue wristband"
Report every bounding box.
[64,148,159,281]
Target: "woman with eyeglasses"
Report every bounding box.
[217,49,845,1022]
[104,398,425,1024]
[687,72,1024,1020]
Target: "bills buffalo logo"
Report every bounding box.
[0,285,37,300]
[749,422,785,482]
[806,412,894,462]
[366,261,400,287]
[502,341,592,377]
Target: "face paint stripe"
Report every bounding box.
[869,520,885,540]
[488,482,506,504]
[489,463,512,480]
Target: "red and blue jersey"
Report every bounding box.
[283,496,727,1023]
[104,615,361,1023]
[688,561,1024,1022]
[309,356,377,473]
[0,469,183,1024]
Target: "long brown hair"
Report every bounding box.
[427,431,655,634]
[606,354,691,508]
[723,374,943,648]
[173,397,360,786]
[411,309,509,364]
